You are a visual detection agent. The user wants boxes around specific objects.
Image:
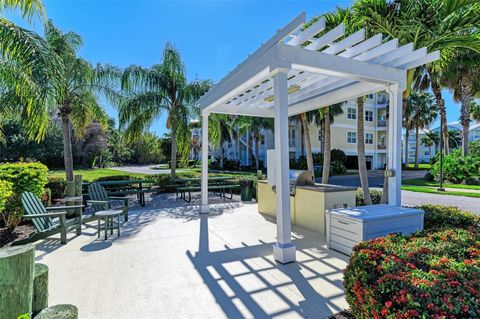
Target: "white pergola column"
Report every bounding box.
[387,84,403,206]
[272,70,296,264]
[200,111,209,214]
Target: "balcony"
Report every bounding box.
[377,120,386,127]
[377,144,387,150]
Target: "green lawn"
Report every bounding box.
[401,185,480,198]
[402,178,480,190]
[403,163,431,170]
[48,169,147,181]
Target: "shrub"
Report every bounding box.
[331,161,347,175]
[424,171,435,181]
[0,162,48,228]
[420,204,480,230]
[331,149,347,165]
[94,175,132,182]
[0,179,14,226]
[356,189,382,206]
[46,176,66,200]
[431,149,480,184]
[344,228,480,319]
[223,159,241,171]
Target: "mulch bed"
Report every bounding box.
[329,310,355,319]
[0,223,35,247]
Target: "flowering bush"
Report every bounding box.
[344,228,480,319]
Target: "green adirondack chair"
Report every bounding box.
[12,192,84,245]
[87,183,129,221]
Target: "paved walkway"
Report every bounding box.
[36,194,349,319]
[402,190,480,215]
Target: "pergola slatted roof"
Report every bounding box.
[199,12,439,117]
[199,12,440,263]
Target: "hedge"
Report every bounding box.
[46,176,66,201]
[0,162,48,228]
[420,204,480,230]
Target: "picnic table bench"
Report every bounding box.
[173,177,240,202]
[83,179,157,206]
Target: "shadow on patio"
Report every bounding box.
[187,214,348,318]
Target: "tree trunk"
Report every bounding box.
[404,129,409,166]
[61,110,74,182]
[35,304,78,319]
[321,107,331,184]
[255,135,260,171]
[460,77,473,156]
[0,244,35,319]
[32,263,49,316]
[219,134,224,169]
[300,113,314,178]
[170,129,177,177]
[431,80,449,154]
[414,126,420,169]
[357,97,372,205]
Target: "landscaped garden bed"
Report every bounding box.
[340,205,480,319]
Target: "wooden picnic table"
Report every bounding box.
[83,179,157,206]
[173,176,234,183]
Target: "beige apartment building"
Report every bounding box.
[201,92,389,170]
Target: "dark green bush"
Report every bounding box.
[46,176,66,200]
[0,162,48,228]
[419,204,480,230]
[94,175,133,182]
[424,171,434,181]
[331,161,347,175]
[331,149,347,165]
[356,189,382,206]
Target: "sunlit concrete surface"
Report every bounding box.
[35,194,349,319]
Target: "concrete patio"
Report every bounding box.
[34,194,349,319]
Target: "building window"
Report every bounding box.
[347,132,357,144]
[368,94,374,99]
[347,107,357,120]
[365,110,373,122]
[425,149,430,156]
[365,133,373,144]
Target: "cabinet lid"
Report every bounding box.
[326,204,424,221]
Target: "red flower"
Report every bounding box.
[385,300,393,308]
[381,308,388,316]
[427,303,434,310]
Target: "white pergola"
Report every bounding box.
[198,13,439,263]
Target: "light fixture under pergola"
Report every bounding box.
[198,12,439,263]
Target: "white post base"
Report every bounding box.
[273,242,296,264]
[200,204,209,214]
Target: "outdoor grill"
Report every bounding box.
[273,170,314,195]
[288,170,314,195]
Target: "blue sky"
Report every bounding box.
[12,0,461,135]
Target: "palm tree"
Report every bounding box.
[354,0,480,155]
[250,117,274,170]
[357,96,372,205]
[119,43,210,177]
[208,114,232,169]
[407,92,437,168]
[472,101,480,122]
[0,0,61,142]
[421,130,439,151]
[441,50,480,155]
[40,21,118,181]
[320,103,344,184]
[403,107,415,166]
[448,129,462,149]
